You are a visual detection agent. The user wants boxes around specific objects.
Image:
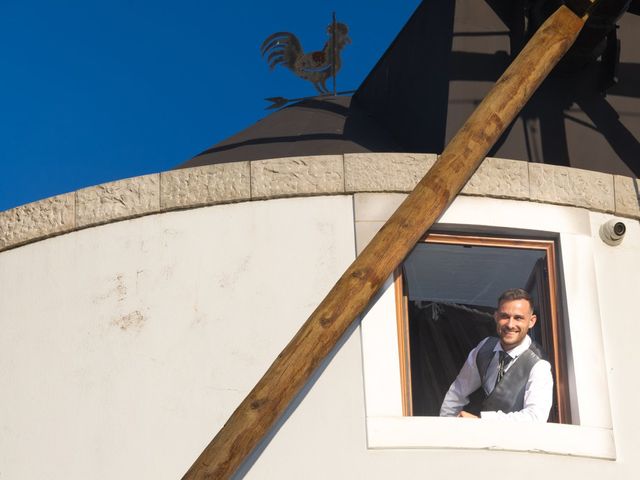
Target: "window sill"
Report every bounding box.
[366,416,616,460]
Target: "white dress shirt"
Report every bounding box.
[439,335,553,422]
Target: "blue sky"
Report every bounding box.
[0,1,419,211]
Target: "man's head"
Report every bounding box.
[494,288,537,350]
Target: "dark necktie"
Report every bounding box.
[495,351,513,387]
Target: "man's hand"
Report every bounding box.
[458,411,479,419]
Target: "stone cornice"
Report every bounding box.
[1,154,638,252]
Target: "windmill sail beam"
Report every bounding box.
[182,5,588,480]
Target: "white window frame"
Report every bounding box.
[357,194,615,460]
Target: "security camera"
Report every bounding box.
[599,219,626,246]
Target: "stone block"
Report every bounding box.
[529,164,614,212]
[462,157,529,198]
[0,193,75,251]
[344,153,436,192]
[76,174,160,228]
[614,175,640,219]
[161,162,250,210]
[251,155,344,199]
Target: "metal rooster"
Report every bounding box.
[261,20,351,94]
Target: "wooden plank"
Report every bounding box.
[394,268,413,416]
[182,6,587,479]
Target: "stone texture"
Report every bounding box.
[161,162,250,210]
[0,193,75,251]
[251,156,344,199]
[344,153,436,192]
[529,164,615,213]
[76,174,160,228]
[3,155,632,253]
[461,157,529,198]
[614,175,640,219]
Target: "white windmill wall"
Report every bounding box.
[0,154,638,479]
[0,195,357,479]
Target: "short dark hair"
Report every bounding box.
[497,288,534,312]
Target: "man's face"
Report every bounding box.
[494,299,537,349]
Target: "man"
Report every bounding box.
[439,288,553,421]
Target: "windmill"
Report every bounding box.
[183,2,639,477]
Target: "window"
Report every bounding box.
[357,196,614,458]
[394,233,570,423]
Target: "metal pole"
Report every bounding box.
[332,12,337,96]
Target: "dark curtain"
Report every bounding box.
[409,301,495,416]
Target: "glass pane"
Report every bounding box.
[403,243,546,307]
[404,241,550,416]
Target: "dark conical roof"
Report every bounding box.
[178,1,640,178]
[177,96,401,169]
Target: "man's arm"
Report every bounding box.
[439,340,486,417]
[480,360,553,422]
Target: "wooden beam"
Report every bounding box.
[182,6,587,479]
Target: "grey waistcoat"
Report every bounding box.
[474,336,543,414]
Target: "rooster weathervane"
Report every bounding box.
[261,13,353,109]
